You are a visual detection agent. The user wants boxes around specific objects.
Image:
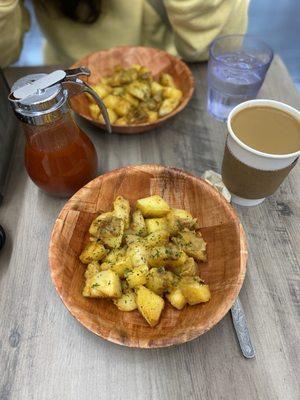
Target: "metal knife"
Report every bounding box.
[231,296,255,359]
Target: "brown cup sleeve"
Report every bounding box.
[221,143,298,199]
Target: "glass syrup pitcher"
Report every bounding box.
[8,68,111,198]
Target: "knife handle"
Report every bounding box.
[231,297,255,359]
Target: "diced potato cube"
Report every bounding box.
[171,209,195,221]
[147,111,158,123]
[125,264,149,288]
[153,92,163,105]
[111,256,132,278]
[148,245,187,268]
[145,267,173,295]
[114,290,137,311]
[164,270,178,291]
[89,236,99,242]
[141,98,157,112]
[151,81,164,96]
[144,230,170,248]
[113,195,130,229]
[84,261,101,280]
[89,212,124,249]
[82,270,122,298]
[179,277,211,305]
[99,108,118,124]
[136,286,165,327]
[131,210,147,237]
[115,117,127,126]
[138,66,151,80]
[158,98,179,117]
[103,94,120,109]
[89,103,100,120]
[113,64,122,72]
[113,65,122,73]
[82,283,96,298]
[92,83,112,99]
[79,242,107,264]
[89,211,112,236]
[123,92,139,107]
[126,243,148,267]
[127,67,137,78]
[124,233,143,246]
[112,86,125,96]
[132,64,142,71]
[166,208,197,235]
[100,247,127,270]
[100,76,112,85]
[145,218,168,234]
[114,99,132,117]
[126,81,150,101]
[126,107,148,124]
[98,261,112,271]
[162,87,183,101]
[136,195,170,217]
[172,231,207,261]
[160,73,176,88]
[163,249,187,268]
[173,257,198,277]
[127,68,139,81]
[166,287,187,310]
[103,247,126,264]
[110,68,137,86]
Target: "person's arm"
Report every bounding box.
[0,0,29,67]
[164,0,249,61]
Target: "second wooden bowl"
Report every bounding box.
[70,46,195,134]
[49,165,247,348]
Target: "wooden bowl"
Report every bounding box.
[70,46,195,134]
[49,165,247,348]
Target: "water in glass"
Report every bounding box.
[207,51,267,121]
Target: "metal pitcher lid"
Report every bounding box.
[9,71,68,124]
[11,73,64,110]
[8,68,111,131]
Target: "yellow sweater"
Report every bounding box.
[0,0,249,67]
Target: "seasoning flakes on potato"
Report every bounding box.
[87,64,183,125]
[80,194,210,327]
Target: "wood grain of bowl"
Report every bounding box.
[49,165,247,348]
[70,46,195,134]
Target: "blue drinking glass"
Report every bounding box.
[207,35,273,121]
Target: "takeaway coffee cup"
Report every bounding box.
[221,99,300,206]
